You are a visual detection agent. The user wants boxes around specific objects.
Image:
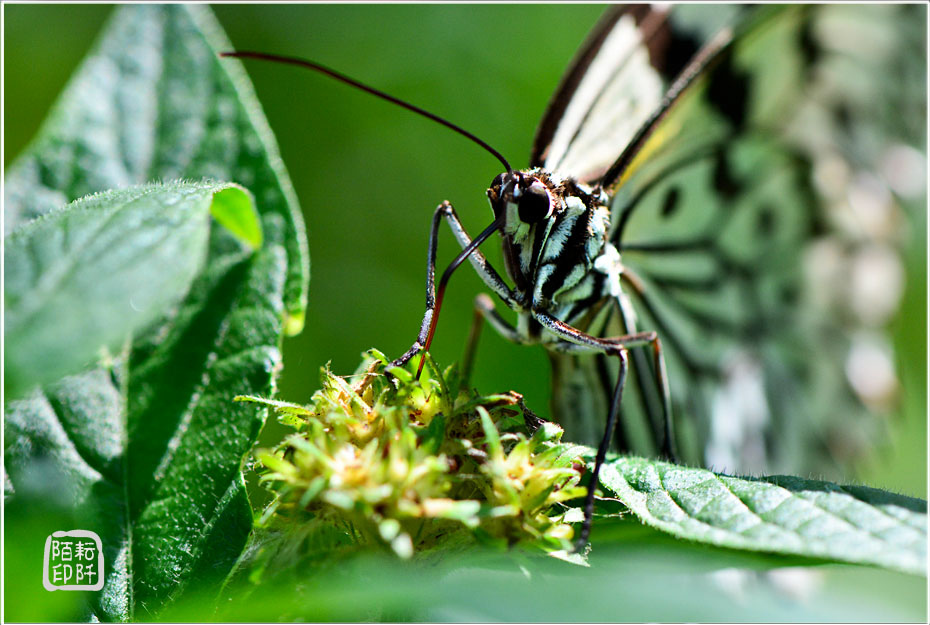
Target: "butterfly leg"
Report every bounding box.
[649,335,676,459]
[462,293,525,387]
[460,294,548,434]
[391,202,517,371]
[534,311,658,551]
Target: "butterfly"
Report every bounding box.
[226,3,918,548]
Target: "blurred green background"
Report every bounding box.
[4,4,925,504]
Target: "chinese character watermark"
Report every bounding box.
[42,530,104,591]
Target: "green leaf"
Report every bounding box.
[599,456,927,575]
[4,181,258,399]
[210,184,262,249]
[3,4,308,332]
[3,5,307,621]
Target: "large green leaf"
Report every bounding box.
[4,181,259,399]
[3,4,307,330]
[3,5,307,621]
[599,456,927,575]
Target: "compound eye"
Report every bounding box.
[518,181,552,223]
[490,172,506,189]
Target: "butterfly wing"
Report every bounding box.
[547,5,917,476]
[610,7,818,470]
[530,5,743,184]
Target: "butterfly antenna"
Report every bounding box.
[221,51,512,173]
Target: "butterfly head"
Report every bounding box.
[487,170,557,240]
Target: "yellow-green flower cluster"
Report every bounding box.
[239,350,586,558]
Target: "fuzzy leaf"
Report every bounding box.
[4,181,257,398]
[599,456,927,575]
[3,5,308,330]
